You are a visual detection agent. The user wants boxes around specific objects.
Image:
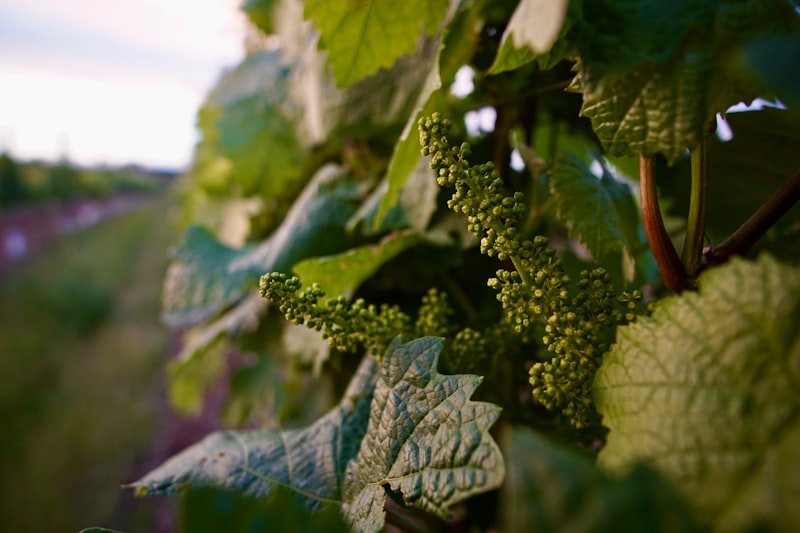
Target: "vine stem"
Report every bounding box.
[682,137,709,278]
[640,156,687,292]
[705,167,800,264]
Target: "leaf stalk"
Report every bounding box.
[682,138,710,279]
[640,156,687,292]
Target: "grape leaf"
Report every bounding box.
[488,0,573,74]
[195,50,305,197]
[162,165,366,328]
[304,0,450,87]
[129,354,379,505]
[572,0,797,162]
[343,337,504,532]
[594,255,800,531]
[292,230,431,300]
[374,3,477,229]
[735,33,800,111]
[130,337,503,533]
[549,153,640,261]
[500,427,700,532]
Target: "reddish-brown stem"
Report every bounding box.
[705,167,800,264]
[640,156,687,292]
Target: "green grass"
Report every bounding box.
[0,199,175,531]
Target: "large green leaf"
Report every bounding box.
[500,427,700,532]
[131,337,503,532]
[304,0,450,87]
[343,337,504,531]
[162,165,366,328]
[549,153,640,261]
[572,0,797,162]
[129,354,379,505]
[594,255,800,531]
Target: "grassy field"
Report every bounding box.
[0,199,176,531]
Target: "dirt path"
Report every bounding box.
[0,195,153,275]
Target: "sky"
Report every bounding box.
[0,0,248,169]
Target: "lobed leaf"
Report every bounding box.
[549,153,640,261]
[500,427,700,532]
[304,0,449,87]
[343,337,504,532]
[129,355,379,506]
[594,254,800,531]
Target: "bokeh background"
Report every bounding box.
[0,1,250,530]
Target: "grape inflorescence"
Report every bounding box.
[260,113,641,430]
[420,112,640,428]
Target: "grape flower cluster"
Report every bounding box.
[260,275,493,373]
[419,112,639,428]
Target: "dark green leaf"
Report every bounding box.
[549,153,640,260]
[735,33,800,111]
[500,427,700,532]
[162,165,366,328]
[573,0,797,162]
[662,108,800,246]
[595,255,800,531]
[304,0,450,87]
[129,355,379,506]
[343,337,504,531]
[179,486,348,533]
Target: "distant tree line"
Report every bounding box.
[0,153,173,209]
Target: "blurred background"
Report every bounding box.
[0,1,249,530]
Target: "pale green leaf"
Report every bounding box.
[500,427,700,532]
[195,50,305,197]
[343,337,504,531]
[304,0,449,87]
[372,2,479,229]
[549,153,639,260]
[488,0,570,74]
[292,230,429,300]
[129,355,379,506]
[162,165,366,328]
[594,255,800,531]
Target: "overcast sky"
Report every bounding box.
[0,0,247,169]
